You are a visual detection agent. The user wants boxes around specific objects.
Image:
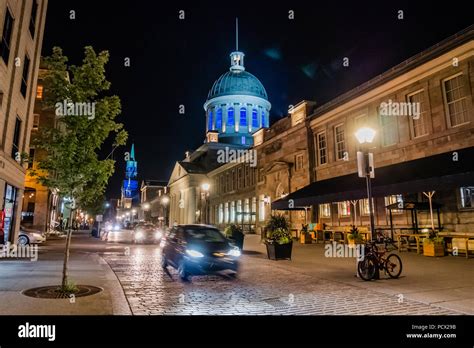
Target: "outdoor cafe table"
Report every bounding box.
[438,232,474,259]
[396,233,430,254]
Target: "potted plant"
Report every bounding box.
[224,224,244,249]
[299,224,312,244]
[347,225,364,247]
[264,215,293,260]
[423,230,445,257]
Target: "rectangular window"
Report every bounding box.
[238,167,243,189]
[251,197,256,223]
[338,201,351,217]
[224,202,229,223]
[408,90,428,138]
[317,132,327,165]
[20,55,31,97]
[0,8,14,65]
[244,198,250,222]
[380,111,398,146]
[334,125,346,161]
[36,85,43,99]
[319,203,331,218]
[27,147,35,169]
[32,114,40,130]
[385,195,404,213]
[460,187,474,209]
[259,195,266,221]
[29,1,38,38]
[244,165,249,188]
[443,74,469,127]
[218,204,223,224]
[230,201,235,222]
[295,154,304,171]
[11,117,22,159]
[359,199,375,216]
[236,200,242,223]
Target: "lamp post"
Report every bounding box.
[201,183,210,224]
[355,127,376,241]
[142,202,150,222]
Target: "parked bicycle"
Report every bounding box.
[357,234,403,281]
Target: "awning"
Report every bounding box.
[272,146,474,210]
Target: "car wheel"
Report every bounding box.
[18,235,30,246]
[161,255,168,269]
[178,261,189,281]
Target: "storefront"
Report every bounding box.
[2,183,19,244]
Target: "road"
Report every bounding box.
[43,229,460,315]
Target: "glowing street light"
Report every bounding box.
[355,127,376,144]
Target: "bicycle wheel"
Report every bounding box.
[357,255,377,281]
[385,254,402,278]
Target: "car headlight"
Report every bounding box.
[227,248,241,257]
[154,231,162,239]
[186,249,204,258]
[113,224,120,231]
[135,231,144,239]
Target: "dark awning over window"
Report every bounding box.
[272,147,474,210]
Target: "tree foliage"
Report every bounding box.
[31,46,127,208]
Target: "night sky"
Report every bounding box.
[42,1,473,199]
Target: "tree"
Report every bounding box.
[31,46,127,291]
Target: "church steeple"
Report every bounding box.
[230,18,245,71]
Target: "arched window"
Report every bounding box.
[262,110,268,127]
[216,108,222,130]
[240,107,247,127]
[227,107,234,127]
[252,109,258,128]
[208,111,213,130]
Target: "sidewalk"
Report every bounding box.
[243,234,474,314]
[0,233,131,315]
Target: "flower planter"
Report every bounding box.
[266,241,292,260]
[423,241,445,257]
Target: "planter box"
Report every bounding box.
[266,241,293,260]
[423,242,445,257]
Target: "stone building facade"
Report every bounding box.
[0,0,48,243]
[299,26,474,233]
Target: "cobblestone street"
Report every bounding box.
[103,245,459,315]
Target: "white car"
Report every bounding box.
[18,226,46,245]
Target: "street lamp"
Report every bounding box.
[200,183,210,224]
[355,127,376,242]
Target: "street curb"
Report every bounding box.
[95,254,133,315]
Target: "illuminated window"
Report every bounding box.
[317,132,327,165]
[460,187,474,209]
[334,125,346,160]
[251,197,256,223]
[319,203,331,218]
[218,204,223,223]
[230,201,235,222]
[385,195,403,213]
[338,201,351,217]
[237,200,242,223]
[227,107,234,127]
[244,198,250,222]
[359,198,375,216]
[216,108,222,130]
[224,202,229,223]
[252,109,258,128]
[407,90,428,138]
[36,85,43,99]
[259,195,266,221]
[443,74,468,127]
[240,107,247,126]
[208,111,213,130]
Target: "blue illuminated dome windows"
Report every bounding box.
[208,111,213,130]
[240,107,247,127]
[216,108,222,130]
[252,109,258,128]
[227,107,234,127]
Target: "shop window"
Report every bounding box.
[319,203,331,218]
[460,187,474,209]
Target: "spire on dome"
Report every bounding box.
[230,17,245,72]
[130,143,135,161]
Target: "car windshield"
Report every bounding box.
[185,228,226,243]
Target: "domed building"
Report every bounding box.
[204,49,271,146]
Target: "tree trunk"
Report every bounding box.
[61,209,75,289]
